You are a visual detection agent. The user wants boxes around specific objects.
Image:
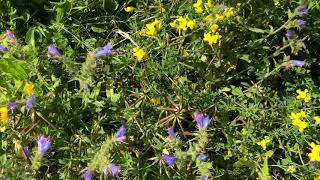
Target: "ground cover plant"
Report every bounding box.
[1,0,320,179]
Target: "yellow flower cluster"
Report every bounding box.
[215,14,224,21]
[314,116,320,125]
[0,107,8,123]
[296,89,311,102]
[133,47,147,62]
[224,8,235,18]
[257,136,270,150]
[140,19,162,36]
[124,6,135,12]
[193,0,204,13]
[170,16,197,31]
[290,110,308,133]
[207,0,214,8]
[308,142,320,161]
[203,32,221,45]
[204,6,235,22]
[24,83,33,95]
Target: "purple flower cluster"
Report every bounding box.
[37,135,51,155]
[95,43,113,58]
[6,30,15,41]
[114,125,126,143]
[285,30,294,38]
[81,170,93,180]
[284,5,308,69]
[104,164,121,177]
[22,146,30,158]
[297,20,306,27]
[197,153,207,161]
[297,5,308,15]
[194,112,211,129]
[7,102,17,111]
[26,95,36,110]
[167,127,175,139]
[162,154,177,166]
[0,45,7,53]
[48,44,62,59]
[290,60,305,67]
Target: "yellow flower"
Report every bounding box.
[314,116,320,125]
[187,20,197,30]
[215,14,225,21]
[141,19,162,36]
[207,0,214,8]
[203,14,213,22]
[193,0,203,13]
[150,98,161,105]
[290,109,306,119]
[203,32,222,45]
[177,16,188,31]
[308,142,320,161]
[224,8,235,17]
[237,3,241,7]
[257,137,270,150]
[290,110,308,132]
[287,165,296,173]
[0,126,5,132]
[124,6,135,12]
[153,19,162,29]
[296,89,311,102]
[24,83,33,94]
[0,107,8,123]
[171,17,196,31]
[133,47,146,62]
[162,149,169,155]
[170,20,177,28]
[292,118,308,133]
[210,24,219,33]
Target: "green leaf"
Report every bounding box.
[248,27,268,34]
[231,87,244,97]
[0,58,28,80]
[106,89,121,103]
[56,7,64,23]
[239,54,251,63]
[91,26,106,33]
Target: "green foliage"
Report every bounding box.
[0,0,320,179]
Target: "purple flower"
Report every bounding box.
[162,154,177,166]
[220,5,227,13]
[104,164,121,177]
[297,6,308,15]
[26,95,36,110]
[81,170,93,180]
[1,176,7,180]
[167,127,175,139]
[114,125,126,143]
[6,30,15,40]
[297,20,306,27]
[22,146,30,158]
[197,153,207,161]
[290,60,305,67]
[7,102,17,111]
[48,44,61,57]
[285,30,294,38]
[200,176,209,180]
[194,113,211,129]
[96,43,113,58]
[0,45,7,53]
[37,135,51,155]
